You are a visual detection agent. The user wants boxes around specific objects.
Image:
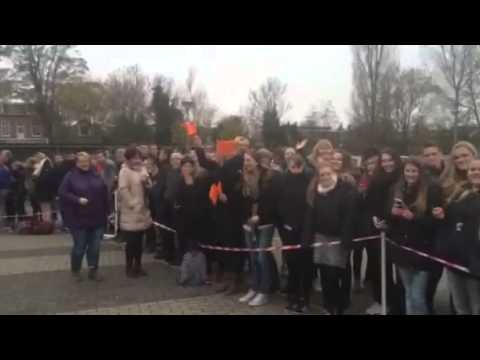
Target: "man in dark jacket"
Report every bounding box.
[277,154,314,313]
[421,142,449,314]
[159,152,183,264]
[422,143,446,182]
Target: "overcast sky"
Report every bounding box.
[78,45,425,124]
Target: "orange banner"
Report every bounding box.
[216,140,237,158]
[182,121,198,137]
[209,182,223,206]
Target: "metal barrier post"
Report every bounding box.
[381,231,387,315]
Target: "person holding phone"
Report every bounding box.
[387,158,442,315]
[59,152,110,282]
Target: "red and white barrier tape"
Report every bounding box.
[199,235,379,252]
[0,212,60,220]
[385,238,471,274]
[151,221,478,275]
[153,220,378,252]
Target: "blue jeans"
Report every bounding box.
[446,269,480,315]
[398,266,430,315]
[70,227,104,272]
[244,224,277,294]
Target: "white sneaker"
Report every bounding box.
[366,302,383,315]
[248,293,269,307]
[239,289,257,303]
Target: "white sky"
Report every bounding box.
[78,45,424,125]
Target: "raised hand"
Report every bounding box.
[296,139,308,151]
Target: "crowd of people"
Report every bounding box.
[1,136,480,315]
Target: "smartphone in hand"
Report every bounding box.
[394,198,405,209]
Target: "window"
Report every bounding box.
[0,119,10,137]
[32,123,42,137]
[4,103,27,114]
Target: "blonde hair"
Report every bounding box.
[452,157,480,203]
[440,141,478,204]
[308,139,334,165]
[234,136,250,148]
[76,152,90,161]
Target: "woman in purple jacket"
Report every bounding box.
[59,152,110,282]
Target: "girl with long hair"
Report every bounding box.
[364,147,404,315]
[238,149,282,307]
[434,158,480,314]
[303,161,357,315]
[387,158,442,314]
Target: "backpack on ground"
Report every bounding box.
[18,216,54,235]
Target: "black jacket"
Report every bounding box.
[303,180,357,249]
[34,159,56,202]
[434,190,480,277]
[277,170,312,232]
[173,176,211,246]
[49,163,72,197]
[424,161,446,184]
[365,171,401,222]
[149,171,166,221]
[242,169,283,226]
[387,183,443,271]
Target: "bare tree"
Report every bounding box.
[246,77,291,137]
[428,45,476,142]
[351,45,398,144]
[0,46,13,99]
[8,45,88,137]
[391,68,439,153]
[103,65,150,126]
[463,45,480,127]
[303,100,340,129]
[182,67,217,127]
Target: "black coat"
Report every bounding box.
[149,171,166,221]
[48,163,72,197]
[364,171,401,222]
[34,160,56,202]
[303,180,357,249]
[434,190,480,277]
[173,176,211,249]
[241,169,283,227]
[277,170,312,230]
[277,170,312,246]
[387,183,443,271]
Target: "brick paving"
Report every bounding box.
[0,232,452,315]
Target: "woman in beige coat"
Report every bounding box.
[118,146,152,278]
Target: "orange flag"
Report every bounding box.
[216,140,237,158]
[209,183,220,206]
[183,121,198,137]
[209,181,223,206]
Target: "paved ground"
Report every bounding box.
[0,232,451,315]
